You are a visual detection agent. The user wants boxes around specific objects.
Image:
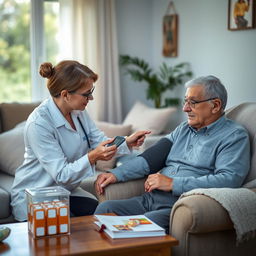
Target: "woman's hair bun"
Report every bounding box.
[39,62,54,78]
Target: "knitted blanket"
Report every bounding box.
[180,188,256,244]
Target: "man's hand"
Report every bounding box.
[126,130,151,148]
[95,172,117,195]
[144,173,173,192]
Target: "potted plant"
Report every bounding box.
[120,55,193,108]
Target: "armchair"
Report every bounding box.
[95,102,256,256]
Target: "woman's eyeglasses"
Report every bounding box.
[69,86,95,99]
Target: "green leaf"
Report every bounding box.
[164,98,180,106]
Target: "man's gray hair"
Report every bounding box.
[185,75,228,110]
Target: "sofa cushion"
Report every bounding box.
[95,158,115,172]
[0,123,25,176]
[80,170,103,197]
[123,101,176,135]
[95,121,132,171]
[243,179,256,189]
[0,102,39,132]
[0,186,11,219]
[0,171,15,194]
[0,171,14,219]
[95,121,132,138]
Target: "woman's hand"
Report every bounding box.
[88,139,117,165]
[126,130,151,148]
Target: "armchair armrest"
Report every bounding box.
[170,194,233,236]
[96,178,146,202]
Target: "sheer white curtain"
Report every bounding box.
[59,0,122,123]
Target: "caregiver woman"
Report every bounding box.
[11,60,150,221]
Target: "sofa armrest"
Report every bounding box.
[97,178,146,202]
[170,194,234,236]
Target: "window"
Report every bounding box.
[31,0,60,101]
[0,0,59,103]
[0,0,31,102]
[44,0,60,63]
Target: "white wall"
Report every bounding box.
[116,0,154,118]
[116,0,256,123]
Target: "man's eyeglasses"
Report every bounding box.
[183,97,217,108]
[69,86,95,99]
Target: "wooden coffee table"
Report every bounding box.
[0,215,178,256]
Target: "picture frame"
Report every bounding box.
[228,0,255,30]
[162,14,178,57]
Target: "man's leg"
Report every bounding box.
[94,196,147,216]
[144,208,171,233]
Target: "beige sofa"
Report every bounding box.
[95,102,256,256]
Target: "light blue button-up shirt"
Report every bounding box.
[11,98,130,221]
[112,115,250,200]
[164,115,250,196]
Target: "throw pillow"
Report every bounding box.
[94,121,132,171]
[95,121,132,138]
[123,101,176,135]
[0,122,25,176]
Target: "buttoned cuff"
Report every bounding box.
[79,154,95,179]
[172,177,184,196]
[110,169,124,182]
[117,140,132,155]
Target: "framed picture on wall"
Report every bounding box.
[162,14,178,57]
[228,0,255,30]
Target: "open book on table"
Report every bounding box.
[94,214,166,239]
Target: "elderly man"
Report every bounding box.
[94,75,250,232]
